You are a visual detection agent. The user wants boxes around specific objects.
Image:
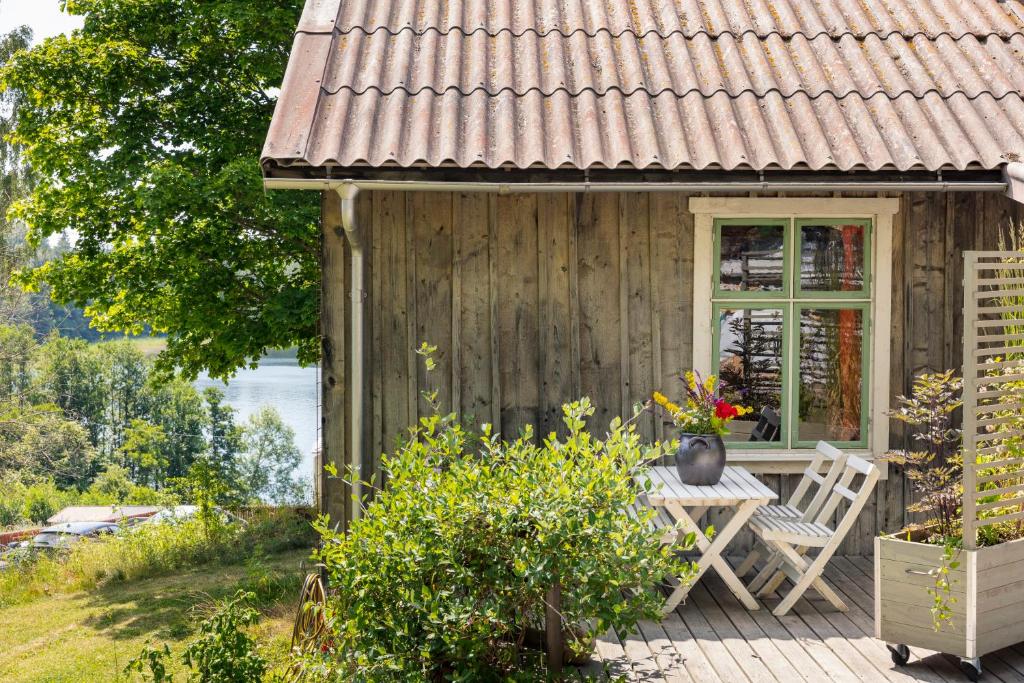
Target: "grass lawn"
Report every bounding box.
[0,549,312,682]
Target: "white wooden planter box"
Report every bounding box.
[874,533,1024,680]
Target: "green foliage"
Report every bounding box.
[239,406,305,505]
[119,418,170,488]
[126,592,269,683]
[886,370,964,541]
[182,591,267,683]
[22,484,57,523]
[126,643,175,683]
[2,0,318,379]
[1,507,312,605]
[926,538,962,631]
[0,326,306,503]
[311,397,694,681]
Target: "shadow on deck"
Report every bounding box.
[580,556,1024,682]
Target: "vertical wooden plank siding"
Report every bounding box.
[577,193,624,429]
[320,190,349,527]
[496,194,541,437]
[321,189,1022,552]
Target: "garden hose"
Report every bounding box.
[286,572,328,681]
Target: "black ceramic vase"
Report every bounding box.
[675,434,726,486]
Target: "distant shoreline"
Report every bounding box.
[103,336,301,363]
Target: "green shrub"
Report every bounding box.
[0,496,22,527]
[182,591,268,683]
[22,481,63,524]
[310,398,694,681]
[126,591,269,683]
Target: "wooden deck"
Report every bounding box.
[582,556,1024,682]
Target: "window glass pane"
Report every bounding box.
[800,223,866,292]
[718,224,786,292]
[798,308,864,443]
[717,308,784,443]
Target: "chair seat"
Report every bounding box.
[752,504,802,519]
[629,498,682,544]
[748,515,833,547]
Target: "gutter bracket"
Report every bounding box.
[1004,162,1024,206]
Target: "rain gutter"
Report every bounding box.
[267,177,1008,194]
[336,184,365,524]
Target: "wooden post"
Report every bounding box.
[545,579,563,675]
[321,190,350,530]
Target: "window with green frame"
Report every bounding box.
[711,217,871,449]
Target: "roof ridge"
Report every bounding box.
[318,24,1024,42]
[318,83,1024,104]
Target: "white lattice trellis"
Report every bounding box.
[962,251,1024,550]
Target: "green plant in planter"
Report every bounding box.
[887,370,964,630]
[308,397,695,681]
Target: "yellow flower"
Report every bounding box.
[652,391,669,407]
[703,374,716,393]
[684,371,696,390]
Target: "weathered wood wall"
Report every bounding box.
[321,189,1024,553]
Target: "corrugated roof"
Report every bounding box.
[263,0,1024,173]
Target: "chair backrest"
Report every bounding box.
[788,441,848,522]
[813,453,880,532]
[748,406,781,442]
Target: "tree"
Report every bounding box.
[32,334,107,444]
[0,27,34,326]
[117,418,168,488]
[144,376,207,480]
[203,386,244,498]
[239,406,304,504]
[0,404,99,490]
[1,1,318,379]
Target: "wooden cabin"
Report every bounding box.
[261,0,1024,553]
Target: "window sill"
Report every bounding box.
[725,449,889,479]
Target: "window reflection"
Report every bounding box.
[719,224,785,292]
[718,308,784,443]
[798,308,863,442]
[800,223,865,292]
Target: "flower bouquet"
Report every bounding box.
[652,371,750,485]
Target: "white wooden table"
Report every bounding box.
[640,465,777,612]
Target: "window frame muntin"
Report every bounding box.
[712,217,873,450]
[791,300,872,449]
[690,196,898,473]
[794,217,873,300]
[712,217,792,299]
[711,302,791,450]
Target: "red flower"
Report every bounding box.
[715,400,738,419]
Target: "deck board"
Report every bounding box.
[581,556,1023,682]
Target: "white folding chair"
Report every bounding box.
[746,453,879,616]
[735,441,848,579]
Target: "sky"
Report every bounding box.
[0,0,83,42]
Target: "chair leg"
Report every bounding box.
[748,552,782,593]
[773,556,848,612]
[771,542,844,617]
[735,547,761,578]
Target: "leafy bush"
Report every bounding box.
[310,398,693,681]
[21,480,65,523]
[126,591,269,683]
[182,591,268,683]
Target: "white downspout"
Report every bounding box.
[337,184,365,523]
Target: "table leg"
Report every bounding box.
[661,499,766,613]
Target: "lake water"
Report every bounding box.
[194,355,319,479]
